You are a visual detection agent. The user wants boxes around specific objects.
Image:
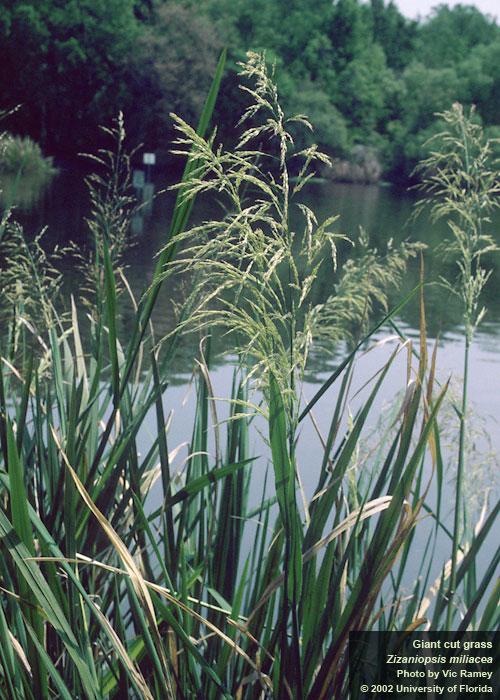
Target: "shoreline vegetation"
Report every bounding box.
[1,1,499,184]
[0,133,56,180]
[0,52,498,699]
[0,124,57,207]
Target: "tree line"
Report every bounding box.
[1,0,499,181]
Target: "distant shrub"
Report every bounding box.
[0,133,56,178]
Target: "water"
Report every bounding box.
[6,169,500,591]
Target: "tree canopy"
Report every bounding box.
[1,0,499,181]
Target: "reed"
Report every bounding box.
[0,56,497,700]
[416,104,500,629]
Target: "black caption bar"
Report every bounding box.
[349,631,499,699]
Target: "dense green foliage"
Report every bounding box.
[1,0,499,180]
[0,55,497,699]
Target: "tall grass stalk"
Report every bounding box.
[161,52,421,695]
[416,103,499,628]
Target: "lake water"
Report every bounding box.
[4,168,499,589]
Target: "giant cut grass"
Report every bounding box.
[0,54,498,700]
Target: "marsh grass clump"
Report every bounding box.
[0,54,497,700]
[416,103,500,627]
[416,103,499,342]
[68,113,139,310]
[439,380,498,518]
[0,214,64,364]
[162,52,419,406]
[0,116,140,385]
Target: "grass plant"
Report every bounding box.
[0,56,497,700]
[416,104,500,629]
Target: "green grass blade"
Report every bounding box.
[6,419,32,554]
[120,49,227,391]
[457,547,500,632]
[25,624,74,700]
[102,240,120,406]
[268,371,303,696]
[164,458,254,509]
[478,578,500,631]
[0,510,100,699]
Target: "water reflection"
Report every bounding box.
[0,170,55,210]
[6,169,500,370]
[305,180,500,339]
